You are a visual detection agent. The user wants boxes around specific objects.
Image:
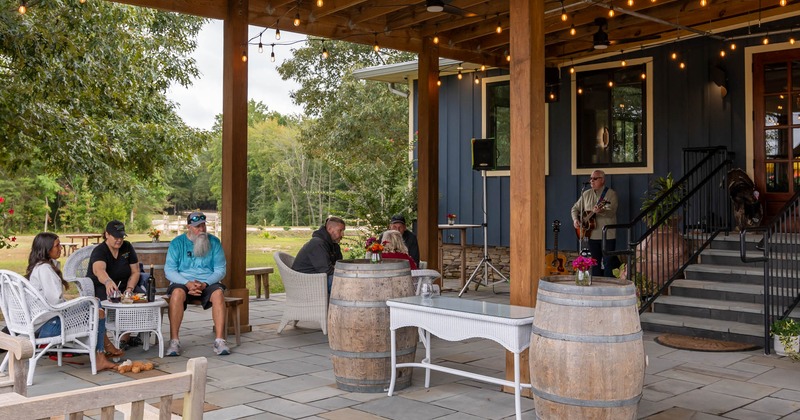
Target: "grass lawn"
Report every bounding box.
[0,228,362,296]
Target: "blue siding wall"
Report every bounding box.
[417,30,792,251]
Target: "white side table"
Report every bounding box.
[102,299,168,358]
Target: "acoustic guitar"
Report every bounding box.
[575,199,610,239]
[545,220,568,275]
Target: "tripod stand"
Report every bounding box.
[458,170,509,297]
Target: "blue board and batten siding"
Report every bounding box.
[415,27,793,251]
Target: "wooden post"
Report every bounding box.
[418,38,440,273]
[221,0,251,331]
[507,0,546,395]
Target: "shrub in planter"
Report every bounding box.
[770,318,800,361]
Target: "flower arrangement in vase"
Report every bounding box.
[572,255,597,286]
[365,236,384,263]
[0,196,17,250]
[147,228,162,242]
[446,213,457,225]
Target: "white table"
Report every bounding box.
[102,299,168,358]
[387,296,536,420]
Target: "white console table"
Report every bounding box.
[387,296,536,420]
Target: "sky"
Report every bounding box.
[167,20,307,130]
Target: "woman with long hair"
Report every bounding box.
[380,230,418,269]
[26,232,120,371]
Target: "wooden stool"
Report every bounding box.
[246,267,274,299]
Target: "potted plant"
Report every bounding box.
[770,318,800,360]
[640,172,683,228]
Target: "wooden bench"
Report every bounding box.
[246,266,274,299]
[0,333,207,419]
[61,242,78,257]
[161,295,243,346]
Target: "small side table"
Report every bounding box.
[102,299,168,358]
[438,224,481,288]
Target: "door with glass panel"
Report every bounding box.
[753,49,800,221]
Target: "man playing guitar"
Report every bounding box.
[571,170,619,276]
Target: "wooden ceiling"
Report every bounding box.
[120,0,800,67]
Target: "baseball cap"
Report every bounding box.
[390,214,406,225]
[187,211,207,227]
[106,220,127,238]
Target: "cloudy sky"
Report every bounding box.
[167,20,306,130]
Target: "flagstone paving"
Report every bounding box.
[3,278,800,419]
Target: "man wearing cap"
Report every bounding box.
[164,211,229,356]
[292,216,345,294]
[388,214,420,266]
[88,220,141,302]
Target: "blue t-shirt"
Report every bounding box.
[164,233,226,285]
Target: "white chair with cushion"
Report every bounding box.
[0,270,100,385]
[273,252,328,335]
[62,244,97,298]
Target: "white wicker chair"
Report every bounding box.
[273,252,328,335]
[0,270,100,385]
[62,244,97,298]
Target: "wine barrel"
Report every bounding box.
[328,259,417,393]
[132,242,170,289]
[530,276,645,420]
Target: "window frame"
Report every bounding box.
[570,58,654,176]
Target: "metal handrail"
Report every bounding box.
[740,190,800,354]
[604,147,732,312]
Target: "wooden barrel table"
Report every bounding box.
[530,276,644,419]
[328,259,417,393]
[132,242,170,290]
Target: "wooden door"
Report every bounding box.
[753,49,800,220]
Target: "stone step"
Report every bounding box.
[698,248,765,268]
[702,232,763,252]
[669,279,762,304]
[683,263,764,285]
[640,312,764,345]
[652,295,763,324]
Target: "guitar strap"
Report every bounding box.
[596,187,609,206]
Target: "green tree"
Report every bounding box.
[0,1,210,191]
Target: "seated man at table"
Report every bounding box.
[164,211,229,356]
[292,216,345,294]
[387,214,420,266]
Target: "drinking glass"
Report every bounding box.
[420,282,433,300]
[108,289,121,303]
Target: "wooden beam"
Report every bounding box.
[112,0,225,19]
[506,0,545,395]
[417,38,439,275]
[222,0,251,332]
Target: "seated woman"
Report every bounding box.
[380,230,418,269]
[25,232,119,371]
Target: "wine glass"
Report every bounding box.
[108,289,121,303]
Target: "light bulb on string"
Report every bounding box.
[474,74,481,85]
[671,51,678,60]
[608,5,615,17]
[569,66,575,74]
[322,47,329,59]
[730,42,736,50]
[270,44,276,62]
[577,87,583,94]
[780,0,787,5]
[457,70,463,80]
[720,49,726,57]
[763,36,769,45]
[640,72,646,79]
[608,80,614,87]
[275,25,281,40]
[433,34,439,44]
[790,36,796,45]
[621,58,627,66]
[496,16,502,34]
[679,61,686,69]
[700,0,706,6]
[293,13,301,27]
[242,50,248,62]
[570,24,576,36]
[561,1,568,21]
[480,64,486,71]
[317,0,323,6]
[258,40,263,53]
[18,1,26,14]
[628,0,634,6]
[373,34,380,52]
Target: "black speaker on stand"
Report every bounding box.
[471,138,496,170]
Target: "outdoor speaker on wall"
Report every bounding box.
[471,138,496,171]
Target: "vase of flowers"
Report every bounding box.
[148,228,162,243]
[365,236,384,263]
[572,254,597,286]
[447,213,457,225]
[0,195,17,250]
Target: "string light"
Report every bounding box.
[577,87,583,94]
[608,5,615,17]
[457,69,463,80]
[671,52,678,60]
[258,35,263,53]
[790,36,796,45]
[480,64,486,71]
[570,24,576,36]
[608,80,614,87]
[496,15,502,34]
[621,58,627,66]
[241,49,248,62]
[640,72,646,79]
[80,0,86,3]
[275,24,281,40]
[293,13,301,27]
[437,72,442,86]
[679,61,686,69]
[561,1,568,21]
[569,66,575,74]
[763,35,770,45]
[322,46,329,59]
[18,1,26,14]
[433,34,439,44]
[317,0,323,6]
[700,0,706,6]
[474,74,481,85]
[373,33,380,52]
[720,49,726,57]
[270,44,276,62]
[780,0,787,5]
[730,42,736,50]
[628,0,634,6]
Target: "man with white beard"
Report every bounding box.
[164,211,229,356]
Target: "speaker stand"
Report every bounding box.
[459,170,509,297]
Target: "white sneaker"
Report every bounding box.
[166,339,181,356]
[213,339,230,356]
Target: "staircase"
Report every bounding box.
[640,232,800,346]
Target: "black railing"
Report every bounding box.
[605,146,733,312]
[740,191,800,354]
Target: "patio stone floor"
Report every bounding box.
[5,278,800,419]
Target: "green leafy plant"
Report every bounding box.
[613,262,656,307]
[0,195,17,250]
[770,318,800,361]
[640,173,684,228]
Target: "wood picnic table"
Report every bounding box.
[64,233,103,247]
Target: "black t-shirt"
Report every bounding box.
[87,241,138,299]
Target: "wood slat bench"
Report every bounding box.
[246,267,274,299]
[61,242,78,257]
[0,333,207,419]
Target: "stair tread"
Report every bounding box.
[656,295,763,313]
[684,263,763,276]
[640,313,762,337]
[670,279,763,295]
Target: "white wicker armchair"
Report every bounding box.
[273,252,328,335]
[62,244,97,297]
[0,270,100,385]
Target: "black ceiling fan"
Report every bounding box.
[592,17,660,50]
[426,0,478,18]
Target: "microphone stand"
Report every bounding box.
[579,182,591,255]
